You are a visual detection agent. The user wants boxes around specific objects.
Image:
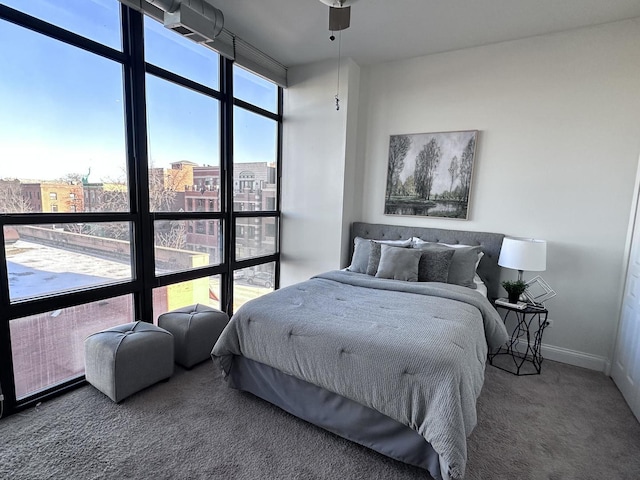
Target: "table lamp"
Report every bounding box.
[498,237,547,282]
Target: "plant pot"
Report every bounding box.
[508,292,522,304]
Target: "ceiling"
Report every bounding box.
[213,0,640,68]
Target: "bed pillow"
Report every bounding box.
[439,242,484,270]
[447,246,483,288]
[413,238,484,269]
[414,247,455,283]
[359,238,412,276]
[375,244,422,282]
[411,242,482,288]
[348,237,412,274]
[347,237,372,273]
[366,239,413,276]
[366,241,383,276]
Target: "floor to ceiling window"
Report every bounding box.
[0,0,282,415]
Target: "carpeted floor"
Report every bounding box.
[1,359,639,480]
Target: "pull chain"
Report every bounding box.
[335,30,342,111]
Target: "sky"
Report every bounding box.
[0,0,278,183]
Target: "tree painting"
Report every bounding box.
[386,135,412,201]
[384,131,478,219]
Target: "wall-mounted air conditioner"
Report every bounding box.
[163,2,223,43]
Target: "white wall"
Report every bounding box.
[281,58,361,286]
[357,18,640,369]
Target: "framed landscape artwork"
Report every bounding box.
[384,130,478,219]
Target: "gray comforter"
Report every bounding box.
[212,270,508,479]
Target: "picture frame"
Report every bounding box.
[524,275,556,306]
[384,130,478,219]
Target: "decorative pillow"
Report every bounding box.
[366,241,383,276]
[347,237,371,273]
[414,247,455,283]
[439,242,484,269]
[375,244,422,282]
[447,245,483,288]
[411,242,482,288]
[348,237,412,274]
[364,239,413,276]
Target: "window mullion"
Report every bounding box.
[221,57,234,314]
[122,5,154,321]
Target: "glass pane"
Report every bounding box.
[152,275,221,323]
[184,165,221,212]
[235,216,278,261]
[233,65,277,113]
[154,219,222,275]
[233,107,277,212]
[144,16,219,89]
[10,294,134,399]
[5,223,133,302]
[146,74,220,212]
[2,0,122,50]
[233,262,275,311]
[0,20,128,212]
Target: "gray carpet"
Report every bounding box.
[1,359,639,480]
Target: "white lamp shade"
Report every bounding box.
[498,237,547,272]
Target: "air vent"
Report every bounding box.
[164,3,223,43]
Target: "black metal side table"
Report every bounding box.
[488,302,549,375]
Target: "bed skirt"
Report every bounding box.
[225,355,446,480]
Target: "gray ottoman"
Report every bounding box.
[84,321,174,403]
[158,303,229,368]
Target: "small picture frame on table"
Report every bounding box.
[524,276,556,307]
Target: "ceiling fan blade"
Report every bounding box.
[329,6,351,31]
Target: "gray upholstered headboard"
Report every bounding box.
[351,222,505,300]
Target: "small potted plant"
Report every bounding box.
[502,280,527,304]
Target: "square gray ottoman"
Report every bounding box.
[84,321,174,403]
[158,303,229,368]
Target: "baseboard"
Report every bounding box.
[511,340,609,373]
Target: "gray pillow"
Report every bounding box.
[415,247,455,282]
[347,237,371,273]
[366,241,382,276]
[365,239,413,276]
[447,245,482,288]
[412,243,481,288]
[375,244,422,282]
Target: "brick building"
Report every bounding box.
[21,182,84,213]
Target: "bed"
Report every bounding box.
[211,222,508,480]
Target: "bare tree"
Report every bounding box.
[459,137,476,201]
[149,163,192,212]
[414,139,441,200]
[386,135,412,201]
[154,220,187,250]
[98,187,129,213]
[448,156,459,194]
[57,173,84,184]
[149,169,179,212]
[0,179,32,213]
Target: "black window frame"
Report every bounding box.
[0,2,282,417]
